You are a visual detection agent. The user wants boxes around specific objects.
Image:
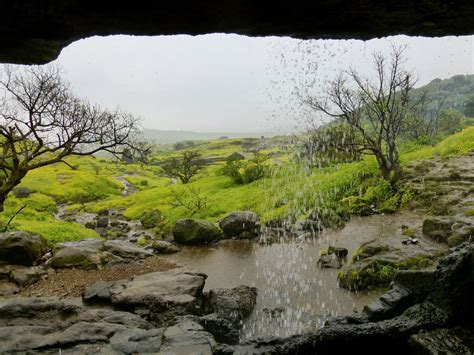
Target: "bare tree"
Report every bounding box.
[306,46,419,183]
[0,65,141,212]
[162,151,204,184]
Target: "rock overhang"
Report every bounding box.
[1,0,474,64]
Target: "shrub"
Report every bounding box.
[222,151,269,184]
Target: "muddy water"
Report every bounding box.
[166,213,426,339]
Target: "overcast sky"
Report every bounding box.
[52,34,474,133]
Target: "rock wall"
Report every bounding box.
[1,0,474,64]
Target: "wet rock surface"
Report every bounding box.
[48,238,155,270]
[219,211,260,239]
[230,242,474,354]
[0,265,259,353]
[173,218,222,245]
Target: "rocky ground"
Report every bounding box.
[0,154,472,353]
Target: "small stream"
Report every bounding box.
[165,213,427,340]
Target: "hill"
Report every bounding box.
[142,129,278,144]
[412,74,474,115]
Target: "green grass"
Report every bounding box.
[1,126,473,243]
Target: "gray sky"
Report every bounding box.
[53,34,474,133]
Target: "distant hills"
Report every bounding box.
[141,129,277,144]
[412,74,474,115]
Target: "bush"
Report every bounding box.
[222,151,268,184]
[140,209,164,229]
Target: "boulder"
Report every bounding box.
[317,254,342,269]
[10,266,46,286]
[173,219,221,245]
[103,240,153,259]
[106,269,207,324]
[219,211,260,238]
[12,186,30,198]
[152,240,180,254]
[49,239,113,270]
[0,231,50,266]
[204,285,257,323]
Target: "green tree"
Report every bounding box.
[0,65,141,213]
[463,95,474,117]
[162,151,204,184]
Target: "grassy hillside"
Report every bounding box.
[1,127,473,243]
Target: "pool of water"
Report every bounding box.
[165,214,424,339]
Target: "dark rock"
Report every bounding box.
[152,240,179,254]
[12,186,30,198]
[392,270,435,299]
[83,281,115,303]
[197,313,240,345]
[98,209,109,216]
[0,231,50,266]
[427,242,474,323]
[317,254,342,269]
[173,218,221,245]
[205,285,257,323]
[96,216,109,228]
[84,221,96,229]
[362,285,412,321]
[328,246,349,258]
[409,327,474,354]
[219,211,260,238]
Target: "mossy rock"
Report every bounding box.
[338,254,433,291]
[352,241,394,262]
[49,239,108,270]
[0,231,51,266]
[173,218,222,245]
